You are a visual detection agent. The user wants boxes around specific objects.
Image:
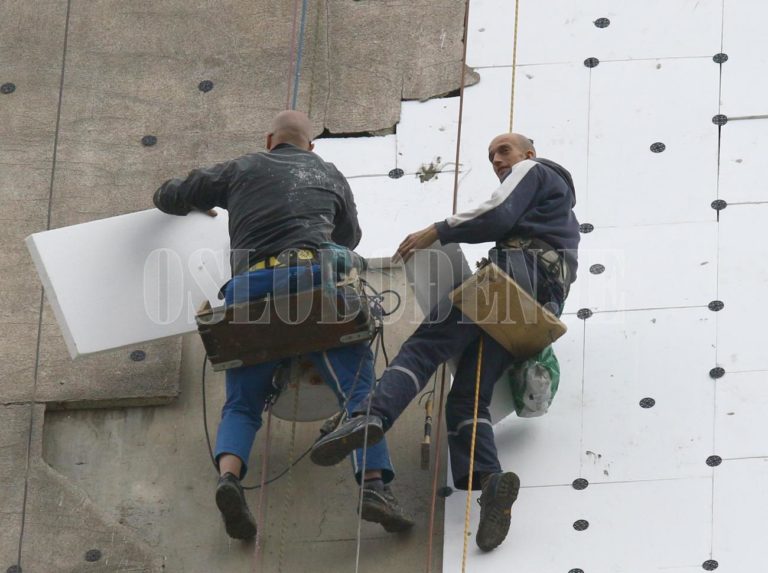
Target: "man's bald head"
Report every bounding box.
[267,110,314,151]
[487,132,536,181]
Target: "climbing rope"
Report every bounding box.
[509,0,521,131]
[425,365,448,573]
[451,0,473,215]
[353,332,383,573]
[461,337,484,572]
[276,380,302,572]
[253,405,274,572]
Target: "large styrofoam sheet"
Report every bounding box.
[713,459,768,571]
[350,174,456,258]
[26,209,230,357]
[443,477,712,572]
[715,372,768,461]
[516,0,722,66]
[566,221,718,313]
[492,315,584,486]
[581,308,716,483]
[717,204,768,372]
[718,120,768,204]
[311,134,397,178]
[720,2,768,116]
[513,63,591,222]
[588,59,719,227]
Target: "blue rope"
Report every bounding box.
[291,0,310,110]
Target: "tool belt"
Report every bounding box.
[248,248,316,271]
[497,237,573,298]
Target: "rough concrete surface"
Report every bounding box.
[2,0,469,570]
[43,267,446,572]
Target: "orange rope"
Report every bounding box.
[451,0,473,215]
[425,365,449,572]
[461,337,484,572]
[509,0,521,131]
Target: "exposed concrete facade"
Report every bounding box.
[2,1,470,570]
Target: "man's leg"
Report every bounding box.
[213,360,279,540]
[445,333,521,552]
[311,299,484,467]
[310,343,413,532]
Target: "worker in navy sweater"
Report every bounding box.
[310,133,579,551]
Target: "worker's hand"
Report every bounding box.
[393,224,439,263]
[201,208,218,217]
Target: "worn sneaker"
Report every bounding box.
[310,414,384,467]
[215,473,257,540]
[476,472,521,551]
[360,484,415,533]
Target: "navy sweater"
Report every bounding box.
[434,157,580,279]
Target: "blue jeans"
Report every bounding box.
[214,265,394,483]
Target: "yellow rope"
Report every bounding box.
[460,336,484,572]
[276,382,301,572]
[509,0,521,131]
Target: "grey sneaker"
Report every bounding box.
[476,472,520,551]
[215,473,257,540]
[310,414,384,467]
[360,485,415,533]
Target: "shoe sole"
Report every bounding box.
[216,482,257,540]
[476,472,520,552]
[361,500,414,533]
[310,423,384,467]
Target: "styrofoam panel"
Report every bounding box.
[465,0,518,68]
[581,308,716,483]
[713,459,768,571]
[350,174,455,258]
[588,59,720,227]
[718,120,768,204]
[566,222,717,313]
[456,67,513,213]
[491,315,584,486]
[311,134,396,178]
[513,63,591,219]
[516,0,722,66]
[715,372,768,461]
[717,204,768,372]
[720,2,768,116]
[395,97,458,176]
[25,208,230,357]
[443,477,712,572]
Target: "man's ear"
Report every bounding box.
[526,150,536,159]
[266,133,274,150]
[308,141,315,152]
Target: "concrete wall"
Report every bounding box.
[1,1,470,571]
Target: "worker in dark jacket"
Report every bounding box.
[310,133,579,551]
[154,111,413,540]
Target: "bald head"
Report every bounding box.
[488,132,536,181]
[267,110,314,151]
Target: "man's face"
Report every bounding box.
[488,135,534,181]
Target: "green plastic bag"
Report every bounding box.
[506,345,560,418]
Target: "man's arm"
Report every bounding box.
[153,160,234,216]
[395,160,542,262]
[331,174,363,249]
[434,159,541,244]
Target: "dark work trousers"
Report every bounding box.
[362,248,565,490]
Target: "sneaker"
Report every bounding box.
[360,484,415,533]
[476,472,520,551]
[215,473,257,540]
[310,414,384,467]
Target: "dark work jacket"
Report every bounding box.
[434,157,580,280]
[153,143,362,275]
